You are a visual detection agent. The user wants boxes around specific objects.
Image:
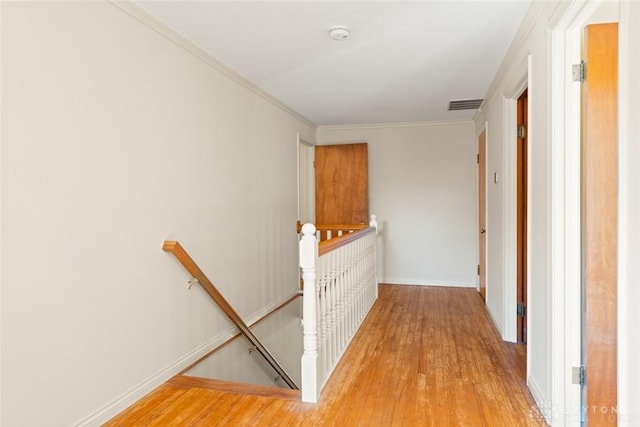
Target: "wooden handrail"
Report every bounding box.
[318,226,376,256]
[296,220,368,234]
[296,221,370,243]
[162,240,299,390]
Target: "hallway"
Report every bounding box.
[106,285,545,426]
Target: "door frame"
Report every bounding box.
[617,1,640,421]
[502,56,530,345]
[297,134,315,225]
[477,125,487,301]
[550,1,627,424]
[516,89,528,345]
[550,4,595,424]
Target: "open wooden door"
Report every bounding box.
[516,89,528,344]
[315,143,368,225]
[581,22,618,425]
[478,130,487,302]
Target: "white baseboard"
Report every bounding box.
[528,375,553,426]
[485,304,504,337]
[73,291,300,426]
[381,278,476,288]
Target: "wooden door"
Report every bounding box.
[581,22,618,426]
[478,131,487,301]
[315,143,368,225]
[516,89,528,344]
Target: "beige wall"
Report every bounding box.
[0,2,314,425]
[317,121,478,288]
[474,1,570,412]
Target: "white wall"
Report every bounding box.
[0,2,314,426]
[473,0,570,418]
[617,1,640,424]
[187,299,302,388]
[317,122,477,287]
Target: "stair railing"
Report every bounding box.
[299,214,379,403]
[296,220,372,242]
[163,240,299,390]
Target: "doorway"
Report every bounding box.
[516,89,528,344]
[297,137,315,225]
[477,129,487,302]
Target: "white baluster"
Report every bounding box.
[344,244,353,344]
[317,261,326,385]
[330,250,338,367]
[321,255,331,379]
[337,246,345,353]
[349,241,357,341]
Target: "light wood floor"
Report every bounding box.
[105,285,546,426]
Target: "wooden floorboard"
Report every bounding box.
[105,285,547,426]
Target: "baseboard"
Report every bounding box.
[381,278,476,288]
[485,304,504,337]
[73,291,300,426]
[528,375,553,425]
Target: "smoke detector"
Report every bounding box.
[329,25,351,41]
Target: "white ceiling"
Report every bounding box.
[136,1,531,126]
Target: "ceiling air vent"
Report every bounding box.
[448,99,484,111]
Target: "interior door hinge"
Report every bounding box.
[517,302,526,317]
[572,365,586,385]
[572,61,586,83]
[477,154,480,164]
[517,125,526,139]
[477,264,480,275]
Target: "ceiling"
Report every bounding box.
[136,1,531,127]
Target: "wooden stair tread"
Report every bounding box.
[168,375,301,401]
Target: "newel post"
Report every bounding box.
[300,223,319,403]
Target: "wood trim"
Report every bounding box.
[168,376,301,401]
[516,89,528,345]
[318,227,376,256]
[296,220,368,234]
[162,241,299,389]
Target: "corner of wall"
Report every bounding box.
[528,375,554,425]
[0,1,4,423]
[485,304,504,337]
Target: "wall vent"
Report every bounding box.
[447,99,484,111]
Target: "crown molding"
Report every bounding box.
[317,119,474,133]
[477,1,571,119]
[109,1,317,130]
